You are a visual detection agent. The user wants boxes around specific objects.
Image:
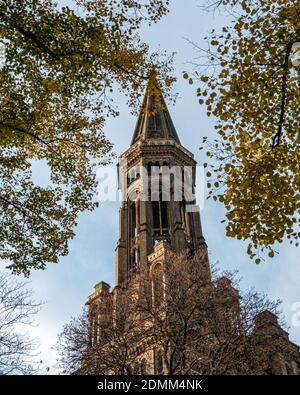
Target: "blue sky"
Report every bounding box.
[16,0,300,372]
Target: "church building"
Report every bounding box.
[86,79,300,375]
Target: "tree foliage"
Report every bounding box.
[57,286,150,375]
[136,249,284,374]
[186,0,300,263]
[0,270,42,374]
[0,0,173,275]
[57,249,290,375]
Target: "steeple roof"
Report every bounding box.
[131,79,180,146]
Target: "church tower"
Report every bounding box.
[115,78,206,286]
[86,78,209,373]
[85,79,300,376]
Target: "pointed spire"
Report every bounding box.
[131,73,180,146]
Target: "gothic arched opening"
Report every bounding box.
[152,192,169,244]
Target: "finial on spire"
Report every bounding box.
[146,67,162,101]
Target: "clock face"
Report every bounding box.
[291,42,300,67]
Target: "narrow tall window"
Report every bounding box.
[147,161,153,176]
[152,194,169,236]
[180,200,187,228]
[90,309,98,346]
[152,201,160,229]
[130,248,139,270]
[153,263,163,307]
[161,200,168,229]
[130,202,136,240]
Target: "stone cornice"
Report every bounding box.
[119,139,196,169]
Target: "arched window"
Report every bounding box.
[152,193,169,237]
